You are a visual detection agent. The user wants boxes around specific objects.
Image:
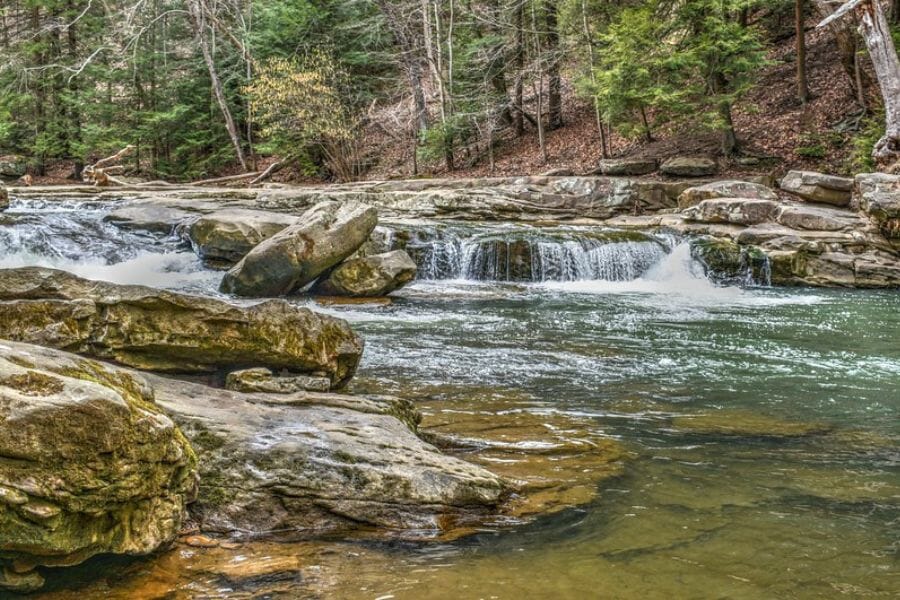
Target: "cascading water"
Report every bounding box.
[400,225,675,283]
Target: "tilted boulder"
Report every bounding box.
[103,204,194,234]
[186,208,299,267]
[660,157,718,177]
[0,340,197,593]
[780,170,853,206]
[0,267,362,388]
[682,198,779,225]
[313,250,417,297]
[677,180,777,209]
[221,201,378,297]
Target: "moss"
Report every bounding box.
[0,372,64,396]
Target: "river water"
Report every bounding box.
[3,197,899,599]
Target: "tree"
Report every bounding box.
[820,0,900,164]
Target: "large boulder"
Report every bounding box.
[313,250,417,297]
[682,198,779,225]
[221,201,378,297]
[186,208,299,267]
[591,158,658,176]
[856,173,900,241]
[780,170,853,206]
[0,340,197,593]
[0,267,362,388]
[660,157,718,177]
[677,180,777,209]
[148,374,506,539]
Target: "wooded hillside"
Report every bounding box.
[1,0,898,183]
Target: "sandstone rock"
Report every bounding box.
[776,205,860,231]
[226,367,331,393]
[103,204,194,234]
[690,237,769,283]
[591,158,658,176]
[540,168,574,177]
[660,157,717,177]
[682,198,779,225]
[856,173,900,240]
[0,187,7,211]
[780,170,853,206]
[677,180,777,209]
[187,208,298,266]
[0,340,197,593]
[149,374,506,539]
[0,267,362,388]
[313,250,417,297]
[221,201,378,297]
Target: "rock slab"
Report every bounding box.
[0,267,362,388]
[187,208,298,266]
[780,170,853,206]
[660,157,717,177]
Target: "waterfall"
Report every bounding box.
[400,226,671,282]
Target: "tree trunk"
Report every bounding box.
[796,0,810,103]
[187,0,247,171]
[513,2,525,136]
[545,0,563,131]
[820,0,900,162]
[814,1,877,110]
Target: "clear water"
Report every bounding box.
[3,197,899,599]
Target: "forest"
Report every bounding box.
[1,0,898,184]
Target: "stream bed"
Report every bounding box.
[3,197,899,599]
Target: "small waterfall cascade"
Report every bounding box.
[396,225,676,282]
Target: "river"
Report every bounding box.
[3,196,898,599]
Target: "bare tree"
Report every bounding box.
[820,0,900,163]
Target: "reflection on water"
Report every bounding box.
[3,197,899,599]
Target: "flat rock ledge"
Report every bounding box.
[0,267,363,388]
[0,340,507,592]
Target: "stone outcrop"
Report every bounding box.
[186,208,299,266]
[677,180,777,209]
[0,340,197,593]
[0,267,362,388]
[856,172,900,242]
[780,170,853,206]
[148,375,506,539]
[660,157,718,177]
[682,198,779,225]
[103,204,193,234]
[221,201,378,297]
[225,367,331,393]
[313,250,417,297]
[591,158,658,176]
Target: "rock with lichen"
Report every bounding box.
[0,267,363,389]
[0,340,197,593]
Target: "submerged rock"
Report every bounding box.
[0,340,197,593]
[0,267,362,388]
[660,157,717,177]
[225,367,331,393]
[677,180,777,209]
[186,208,298,267]
[780,170,853,206]
[671,410,833,438]
[312,250,417,297]
[221,201,378,297]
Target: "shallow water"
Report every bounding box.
[3,197,899,599]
